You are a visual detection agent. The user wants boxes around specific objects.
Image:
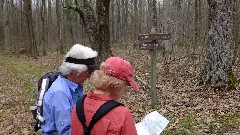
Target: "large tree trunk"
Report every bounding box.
[232,0,240,65]
[95,0,112,62]
[200,0,233,89]
[23,0,38,58]
[73,0,112,63]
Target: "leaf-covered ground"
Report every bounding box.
[0,48,239,135]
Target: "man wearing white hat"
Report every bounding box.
[41,44,98,135]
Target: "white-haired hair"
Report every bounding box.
[59,44,98,76]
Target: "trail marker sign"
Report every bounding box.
[137,31,171,107]
[139,40,164,50]
[138,33,171,51]
[138,33,171,41]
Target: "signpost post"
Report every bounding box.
[138,29,171,107]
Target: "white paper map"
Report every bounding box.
[135,111,169,135]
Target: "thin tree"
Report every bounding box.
[116,0,121,42]
[110,0,115,44]
[56,0,64,54]
[41,0,47,55]
[47,0,52,50]
[200,0,234,89]
[194,0,199,53]
[0,0,5,52]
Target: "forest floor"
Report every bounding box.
[0,47,240,135]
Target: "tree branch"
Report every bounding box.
[6,1,27,17]
[63,3,85,26]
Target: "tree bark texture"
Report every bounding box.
[152,0,157,30]
[74,0,112,63]
[200,0,233,88]
[95,0,112,62]
[232,0,240,64]
[23,0,38,58]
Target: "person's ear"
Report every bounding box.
[72,70,80,77]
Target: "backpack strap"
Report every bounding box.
[76,95,123,135]
[76,94,88,133]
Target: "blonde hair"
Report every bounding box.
[89,62,126,92]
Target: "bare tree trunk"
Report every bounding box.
[19,0,24,50]
[116,0,121,41]
[174,0,182,45]
[23,0,38,58]
[198,0,203,43]
[47,0,52,49]
[56,0,64,54]
[35,0,40,48]
[64,0,75,46]
[72,0,112,63]
[139,0,143,33]
[133,0,138,39]
[147,0,152,31]
[123,0,128,41]
[152,0,157,31]
[0,0,5,52]
[95,0,112,62]
[5,0,12,50]
[110,0,115,44]
[10,0,14,51]
[194,0,199,53]
[232,0,240,65]
[41,0,47,56]
[200,0,233,89]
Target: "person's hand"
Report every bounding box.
[152,132,157,135]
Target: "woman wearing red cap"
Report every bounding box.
[71,57,139,135]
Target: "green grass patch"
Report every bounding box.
[166,111,204,135]
[163,111,240,134]
[209,113,240,133]
[2,57,48,78]
[0,57,48,99]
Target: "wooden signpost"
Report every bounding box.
[138,33,171,51]
[138,29,171,107]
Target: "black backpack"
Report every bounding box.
[76,95,124,135]
[30,72,61,132]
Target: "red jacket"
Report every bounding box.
[71,92,138,135]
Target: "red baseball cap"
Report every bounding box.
[100,57,139,91]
